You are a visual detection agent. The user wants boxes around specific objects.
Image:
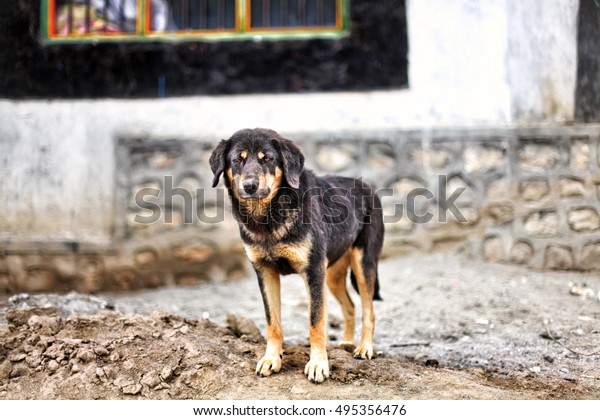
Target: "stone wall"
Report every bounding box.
[2,125,600,293]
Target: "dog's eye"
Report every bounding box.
[263,155,271,162]
[234,157,244,165]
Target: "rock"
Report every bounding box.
[6,307,57,327]
[93,346,110,356]
[559,177,586,198]
[519,179,549,201]
[47,360,60,374]
[570,139,589,171]
[9,353,27,362]
[43,343,66,361]
[316,144,355,172]
[544,245,574,270]
[411,147,451,169]
[226,314,264,343]
[510,241,534,264]
[519,143,560,171]
[25,352,42,368]
[523,211,559,237]
[482,236,503,262]
[529,366,541,374]
[485,202,514,225]
[0,361,12,380]
[464,146,504,173]
[140,372,161,388]
[580,242,600,271]
[160,367,173,382]
[122,384,142,395]
[9,365,29,378]
[27,315,61,336]
[568,208,600,232]
[77,348,96,363]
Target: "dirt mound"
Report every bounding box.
[1,306,597,399]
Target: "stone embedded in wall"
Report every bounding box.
[111,267,141,290]
[175,273,211,286]
[75,256,105,293]
[0,271,14,293]
[134,248,159,268]
[445,175,474,204]
[171,243,216,263]
[18,267,56,293]
[569,137,590,171]
[388,177,429,223]
[510,241,534,264]
[146,150,182,170]
[410,147,451,169]
[482,236,504,262]
[523,211,559,237]
[486,178,514,200]
[560,177,586,198]
[519,179,550,201]
[484,202,515,225]
[518,142,561,172]
[315,144,356,172]
[464,146,504,173]
[544,245,574,270]
[367,143,396,171]
[568,207,600,232]
[580,242,600,271]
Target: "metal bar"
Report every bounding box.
[317,0,323,26]
[85,0,91,33]
[264,0,269,27]
[299,0,306,26]
[104,0,109,31]
[68,0,74,34]
[218,0,225,28]
[199,0,206,28]
[281,0,287,26]
[120,0,126,31]
[182,0,189,29]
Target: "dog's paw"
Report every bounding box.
[304,357,329,384]
[353,343,374,360]
[256,354,282,377]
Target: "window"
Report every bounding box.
[42,0,348,42]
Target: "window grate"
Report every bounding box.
[249,0,338,29]
[45,0,346,41]
[54,0,138,35]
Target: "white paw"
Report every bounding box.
[304,357,329,383]
[353,343,374,360]
[256,354,282,377]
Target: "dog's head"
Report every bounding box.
[209,128,304,201]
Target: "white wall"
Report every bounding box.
[0,0,581,244]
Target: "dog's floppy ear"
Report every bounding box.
[274,137,304,189]
[209,139,229,187]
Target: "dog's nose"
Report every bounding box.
[243,180,259,195]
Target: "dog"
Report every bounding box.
[210,128,383,383]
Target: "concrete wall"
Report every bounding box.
[0,0,587,292]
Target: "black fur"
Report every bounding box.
[210,127,384,326]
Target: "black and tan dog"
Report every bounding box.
[210,128,383,383]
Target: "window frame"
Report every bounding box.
[41,0,349,43]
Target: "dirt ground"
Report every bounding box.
[1,253,599,399]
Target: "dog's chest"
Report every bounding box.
[244,240,311,275]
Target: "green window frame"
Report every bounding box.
[41,0,350,43]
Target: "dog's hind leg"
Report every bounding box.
[255,266,283,377]
[349,248,377,359]
[326,251,355,346]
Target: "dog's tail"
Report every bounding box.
[350,269,383,301]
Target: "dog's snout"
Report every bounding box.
[243,179,259,194]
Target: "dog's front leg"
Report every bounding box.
[304,261,329,383]
[255,265,283,377]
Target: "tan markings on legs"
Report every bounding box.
[303,262,329,383]
[255,266,284,377]
[326,251,355,345]
[350,248,375,360]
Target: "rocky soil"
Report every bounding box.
[1,253,599,399]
